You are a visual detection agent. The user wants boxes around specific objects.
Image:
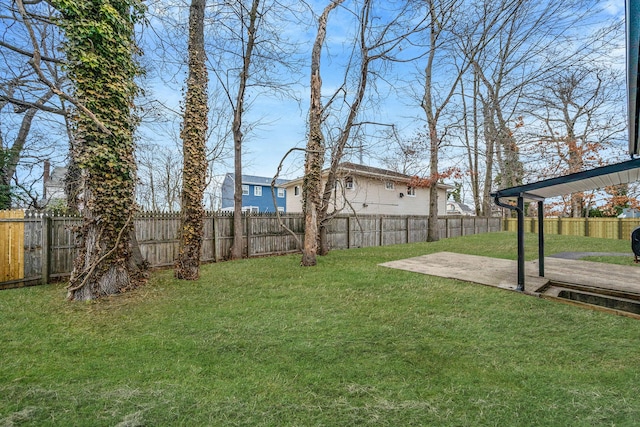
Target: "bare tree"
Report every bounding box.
[204,0,303,260]
[455,0,614,216]
[380,127,431,176]
[418,0,470,241]
[305,0,429,257]
[527,65,625,217]
[0,1,67,208]
[228,0,260,260]
[137,143,183,211]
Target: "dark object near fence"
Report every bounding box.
[632,226,640,263]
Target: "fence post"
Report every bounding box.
[619,218,623,240]
[246,215,251,258]
[41,215,51,285]
[379,216,384,247]
[584,217,588,237]
[406,216,411,243]
[347,216,351,249]
[212,214,219,262]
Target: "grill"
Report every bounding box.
[632,226,640,263]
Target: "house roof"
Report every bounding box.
[338,162,416,181]
[225,173,288,187]
[46,167,67,187]
[447,201,475,215]
[285,162,453,189]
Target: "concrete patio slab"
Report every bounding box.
[380,252,640,296]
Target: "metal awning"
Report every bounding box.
[490,159,640,292]
[493,158,640,201]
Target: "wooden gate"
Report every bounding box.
[0,210,25,282]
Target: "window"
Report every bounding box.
[277,188,285,198]
[345,177,354,190]
[294,186,300,196]
[277,207,285,213]
[242,185,249,195]
[407,186,416,197]
[385,181,395,190]
[254,186,262,196]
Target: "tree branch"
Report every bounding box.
[0,39,65,64]
[15,0,112,135]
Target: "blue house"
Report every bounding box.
[220,173,288,213]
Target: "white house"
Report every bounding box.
[42,161,67,207]
[284,162,452,216]
[446,201,476,216]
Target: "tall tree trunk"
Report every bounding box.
[230,0,260,260]
[316,0,372,255]
[567,137,584,217]
[302,0,343,266]
[60,0,146,300]
[421,0,465,239]
[426,120,439,242]
[481,100,496,217]
[495,107,522,190]
[423,2,439,242]
[175,0,209,280]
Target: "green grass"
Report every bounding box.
[581,255,639,266]
[1,232,639,426]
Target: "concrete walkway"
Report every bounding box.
[379,252,640,296]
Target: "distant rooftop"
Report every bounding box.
[224,173,288,186]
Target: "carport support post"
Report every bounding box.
[517,195,525,291]
[538,200,544,277]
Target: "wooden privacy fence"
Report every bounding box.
[503,217,640,240]
[0,211,501,289]
[0,210,24,283]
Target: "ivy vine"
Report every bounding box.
[52,0,146,297]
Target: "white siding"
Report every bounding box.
[285,176,448,216]
[285,183,304,212]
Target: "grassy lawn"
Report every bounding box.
[1,232,639,426]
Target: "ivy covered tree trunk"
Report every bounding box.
[301,0,342,267]
[56,0,146,301]
[175,0,209,280]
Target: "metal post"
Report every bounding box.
[492,193,526,292]
[517,196,525,291]
[538,200,544,277]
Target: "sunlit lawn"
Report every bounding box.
[1,232,639,426]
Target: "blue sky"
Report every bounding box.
[0,0,627,207]
[138,0,628,187]
[140,0,441,181]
